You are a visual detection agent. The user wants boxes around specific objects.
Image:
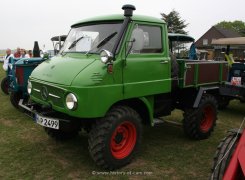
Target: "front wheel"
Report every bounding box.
[211,131,241,180]
[88,106,142,170]
[1,77,9,95]
[183,95,218,140]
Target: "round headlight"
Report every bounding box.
[27,80,32,94]
[66,93,77,110]
[100,50,113,64]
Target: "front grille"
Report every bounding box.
[32,81,65,108]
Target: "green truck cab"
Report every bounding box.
[21,5,228,169]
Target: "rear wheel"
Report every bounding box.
[183,95,218,140]
[170,52,179,78]
[1,77,9,95]
[88,106,142,170]
[211,131,241,180]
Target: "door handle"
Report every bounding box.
[160,60,168,64]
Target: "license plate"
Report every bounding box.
[35,114,59,129]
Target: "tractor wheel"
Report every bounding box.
[10,91,23,110]
[1,77,9,95]
[183,95,218,140]
[88,106,142,170]
[217,96,230,110]
[44,127,79,141]
[211,132,241,180]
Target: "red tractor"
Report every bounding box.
[211,126,245,179]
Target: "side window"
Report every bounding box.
[129,24,163,54]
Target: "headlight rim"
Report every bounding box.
[100,49,113,64]
[65,93,78,110]
[27,80,32,94]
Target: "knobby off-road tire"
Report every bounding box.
[211,132,241,180]
[44,127,79,141]
[88,106,142,170]
[171,53,179,89]
[170,53,179,79]
[10,91,23,110]
[1,77,9,95]
[183,95,218,140]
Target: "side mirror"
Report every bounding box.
[131,28,144,51]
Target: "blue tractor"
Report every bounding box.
[1,57,19,95]
[1,36,66,110]
[9,57,46,109]
[212,37,245,108]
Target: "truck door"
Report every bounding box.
[123,23,171,98]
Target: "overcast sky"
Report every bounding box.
[0,0,244,51]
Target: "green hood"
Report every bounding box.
[30,56,95,85]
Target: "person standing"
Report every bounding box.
[14,47,21,58]
[20,49,30,58]
[28,50,33,58]
[33,41,40,57]
[2,49,14,71]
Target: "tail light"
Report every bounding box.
[15,66,24,86]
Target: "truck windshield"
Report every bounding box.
[61,23,122,54]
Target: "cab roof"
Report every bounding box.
[71,14,165,27]
[168,33,195,42]
[211,37,245,45]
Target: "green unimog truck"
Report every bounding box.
[20,5,229,169]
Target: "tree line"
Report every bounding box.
[161,10,245,37]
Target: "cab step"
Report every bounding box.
[153,118,165,126]
[153,118,182,127]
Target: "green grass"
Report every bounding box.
[0,67,244,180]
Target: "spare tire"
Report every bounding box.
[170,52,179,78]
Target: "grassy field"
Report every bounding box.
[0,67,244,180]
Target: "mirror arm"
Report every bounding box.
[125,39,135,58]
[111,17,131,60]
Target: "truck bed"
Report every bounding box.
[177,60,229,88]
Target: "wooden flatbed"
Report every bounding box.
[178,60,228,88]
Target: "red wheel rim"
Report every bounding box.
[200,105,214,132]
[110,121,137,159]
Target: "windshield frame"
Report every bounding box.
[60,21,123,55]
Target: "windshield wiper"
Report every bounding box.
[97,32,118,48]
[86,32,117,55]
[68,36,84,50]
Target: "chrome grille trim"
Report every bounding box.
[33,88,40,92]
[49,93,61,99]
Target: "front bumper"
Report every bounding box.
[19,99,81,132]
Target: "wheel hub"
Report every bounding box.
[114,132,124,144]
[110,121,137,159]
[200,105,215,132]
